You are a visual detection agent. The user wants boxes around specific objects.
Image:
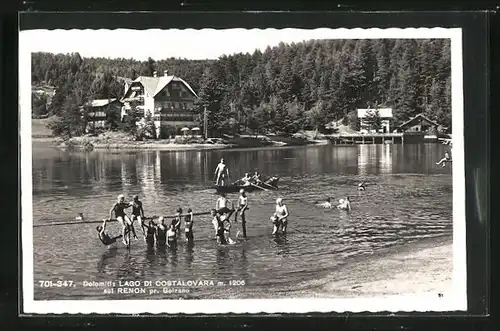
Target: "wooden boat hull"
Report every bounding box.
[214,177,279,193]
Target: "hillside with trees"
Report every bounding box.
[31,38,451,138]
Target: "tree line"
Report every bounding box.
[31,38,451,138]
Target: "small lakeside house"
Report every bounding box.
[357,108,393,133]
[84,98,123,132]
[121,70,199,138]
[396,113,440,133]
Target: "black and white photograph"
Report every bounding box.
[20,27,466,314]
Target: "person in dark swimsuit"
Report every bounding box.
[172,208,182,235]
[184,208,194,242]
[155,217,167,247]
[131,195,146,240]
[143,219,157,247]
[211,209,227,245]
[109,194,138,246]
[96,219,123,248]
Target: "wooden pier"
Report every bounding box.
[330,133,405,145]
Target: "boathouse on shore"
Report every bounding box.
[396,113,440,133]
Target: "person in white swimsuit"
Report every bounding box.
[272,197,289,235]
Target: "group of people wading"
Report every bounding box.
[98,188,290,249]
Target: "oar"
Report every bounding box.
[33,211,213,228]
[251,183,270,192]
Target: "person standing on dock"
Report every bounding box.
[234,189,249,238]
[214,158,230,186]
[109,194,138,247]
[131,195,146,240]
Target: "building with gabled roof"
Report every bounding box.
[397,113,439,133]
[83,98,123,132]
[121,70,199,138]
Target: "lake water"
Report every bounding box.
[31,143,453,300]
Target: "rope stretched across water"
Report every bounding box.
[33,211,212,228]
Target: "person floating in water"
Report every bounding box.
[436,151,452,168]
[214,158,230,186]
[234,189,249,238]
[337,197,351,211]
[358,182,366,191]
[131,195,146,240]
[271,197,289,235]
[315,197,333,209]
[96,219,124,249]
[184,208,194,242]
[109,194,138,247]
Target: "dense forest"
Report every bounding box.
[31,38,451,138]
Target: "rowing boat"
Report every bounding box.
[214,177,280,193]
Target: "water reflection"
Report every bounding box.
[97,247,118,274]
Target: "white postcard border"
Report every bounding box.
[20,27,467,314]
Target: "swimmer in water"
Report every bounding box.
[315,197,333,209]
[436,151,452,168]
[155,217,167,247]
[109,194,138,246]
[96,219,124,248]
[358,182,366,191]
[184,208,194,242]
[273,198,289,235]
[337,197,352,211]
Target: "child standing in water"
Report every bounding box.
[184,208,194,242]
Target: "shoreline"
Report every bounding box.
[32,136,328,152]
[305,236,454,299]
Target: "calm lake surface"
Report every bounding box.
[31,143,453,300]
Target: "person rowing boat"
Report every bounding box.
[214,158,230,186]
[235,173,252,186]
[252,172,263,185]
[109,194,138,247]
